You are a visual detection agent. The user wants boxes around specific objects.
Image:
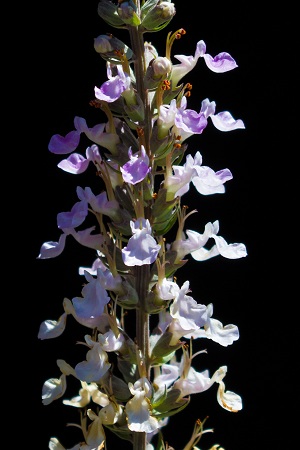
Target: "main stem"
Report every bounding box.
[133,265,151,450]
[128,9,153,448]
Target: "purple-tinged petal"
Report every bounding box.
[122,219,160,266]
[72,271,110,329]
[48,130,81,155]
[86,144,102,165]
[95,77,127,103]
[70,227,105,250]
[210,111,245,131]
[192,167,233,195]
[38,313,67,340]
[122,232,160,266]
[57,153,90,174]
[120,146,151,185]
[37,233,67,259]
[74,116,88,132]
[174,108,208,136]
[203,52,238,73]
[75,118,120,153]
[75,343,111,382]
[57,200,88,229]
[200,98,216,118]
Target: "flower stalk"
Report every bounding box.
[38,2,247,449]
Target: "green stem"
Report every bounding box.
[133,264,151,450]
[128,7,152,449]
[128,25,152,157]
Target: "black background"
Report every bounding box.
[24,1,293,449]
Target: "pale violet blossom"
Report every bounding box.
[120,145,151,184]
[98,328,125,352]
[74,337,111,383]
[37,227,104,260]
[153,363,180,393]
[155,277,179,301]
[191,232,247,261]
[78,256,107,276]
[169,280,208,335]
[125,377,160,433]
[172,220,247,262]
[184,303,240,347]
[48,116,119,155]
[94,62,131,103]
[164,150,232,199]
[122,218,161,266]
[173,366,213,398]
[171,39,238,87]
[173,96,245,142]
[57,144,101,174]
[77,187,117,215]
[158,96,244,145]
[71,270,110,328]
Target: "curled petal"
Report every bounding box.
[203,52,238,73]
[210,111,245,132]
[120,146,151,185]
[57,153,90,174]
[75,343,111,383]
[38,313,67,340]
[57,200,88,229]
[37,233,67,259]
[48,130,81,155]
[217,380,243,412]
[213,235,247,259]
[42,374,67,405]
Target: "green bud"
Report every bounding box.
[153,388,190,419]
[150,126,174,160]
[151,188,179,235]
[117,279,139,309]
[141,0,176,32]
[144,56,172,90]
[97,0,126,28]
[94,34,133,63]
[150,331,183,364]
[144,290,168,314]
[123,93,145,122]
[117,1,141,26]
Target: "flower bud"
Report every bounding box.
[123,93,145,122]
[97,0,126,28]
[94,34,114,53]
[144,56,172,89]
[141,1,176,31]
[117,0,141,26]
[152,56,172,77]
[94,34,133,63]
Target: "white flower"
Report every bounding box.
[125,377,159,433]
